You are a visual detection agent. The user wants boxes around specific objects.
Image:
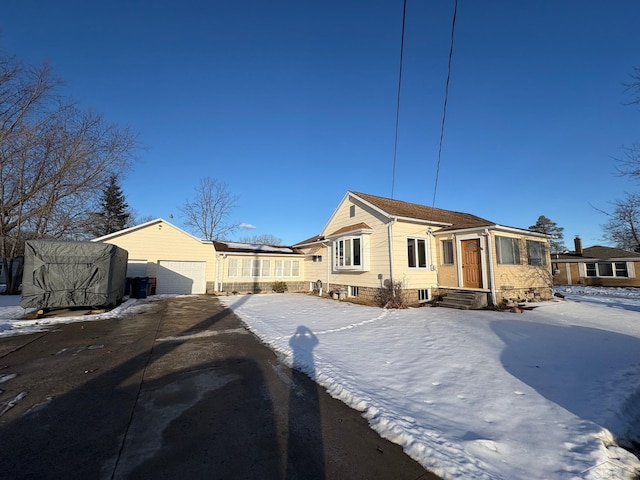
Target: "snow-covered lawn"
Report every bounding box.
[1,286,639,479]
[218,287,640,480]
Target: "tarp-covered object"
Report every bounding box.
[21,240,128,309]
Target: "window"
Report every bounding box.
[407,238,428,268]
[616,262,629,277]
[418,289,430,303]
[349,286,359,297]
[496,236,521,265]
[334,237,363,270]
[261,260,271,277]
[441,240,454,265]
[526,240,547,266]
[228,259,238,277]
[272,259,300,277]
[312,255,322,262]
[585,262,628,278]
[242,259,252,277]
[252,260,261,277]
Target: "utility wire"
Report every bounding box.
[391,0,407,199]
[432,0,458,208]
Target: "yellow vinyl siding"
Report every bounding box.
[303,245,327,285]
[323,195,390,288]
[390,221,438,289]
[99,221,216,283]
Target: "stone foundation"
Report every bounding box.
[217,281,308,294]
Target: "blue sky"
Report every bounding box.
[3,1,639,247]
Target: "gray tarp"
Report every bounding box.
[20,240,128,309]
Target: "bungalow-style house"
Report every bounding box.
[293,191,552,306]
[552,236,640,287]
[93,192,552,305]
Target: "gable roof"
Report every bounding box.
[351,192,495,230]
[327,222,372,237]
[553,245,640,261]
[92,218,212,244]
[294,191,543,246]
[213,241,302,255]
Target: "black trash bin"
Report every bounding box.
[132,277,148,299]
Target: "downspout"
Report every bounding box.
[484,229,497,306]
[322,242,331,294]
[388,217,396,287]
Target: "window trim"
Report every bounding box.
[496,235,521,265]
[333,235,364,271]
[526,239,547,266]
[441,239,454,265]
[407,237,428,269]
[585,261,629,278]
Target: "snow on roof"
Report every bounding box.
[213,241,301,255]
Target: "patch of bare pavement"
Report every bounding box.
[0,295,439,480]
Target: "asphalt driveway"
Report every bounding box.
[0,295,438,479]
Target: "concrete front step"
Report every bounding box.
[438,290,489,310]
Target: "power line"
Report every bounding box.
[391,0,407,199]
[432,0,458,208]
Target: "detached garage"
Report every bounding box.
[93,219,216,295]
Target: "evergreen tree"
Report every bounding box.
[529,215,565,253]
[95,174,130,236]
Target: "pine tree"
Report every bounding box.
[96,174,130,236]
[529,215,565,253]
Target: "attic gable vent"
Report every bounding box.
[350,205,356,217]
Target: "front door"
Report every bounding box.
[461,239,482,288]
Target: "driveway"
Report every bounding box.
[0,295,438,479]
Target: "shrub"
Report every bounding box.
[272,281,288,293]
[375,280,406,309]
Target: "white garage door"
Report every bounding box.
[157,260,206,294]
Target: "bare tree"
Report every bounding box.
[0,54,136,294]
[181,177,238,240]
[601,193,640,252]
[616,67,640,177]
[236,234,283,245]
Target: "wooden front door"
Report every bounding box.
[461,239,482,288]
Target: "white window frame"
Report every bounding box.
[242,259,252,277]
[272,258,301,277]
[526,240,547,266]
[228,258,238,278]
[496,236,521,265]
[418,288,431,303]
[585,261,629,278]
[441,240,454,265]
[407,237,428,268]
[333,236,364,271]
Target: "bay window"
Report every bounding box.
[333,236,365,271]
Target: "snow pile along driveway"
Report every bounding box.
[219,290,640,480]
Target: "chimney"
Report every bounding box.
[574,236,583,255]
